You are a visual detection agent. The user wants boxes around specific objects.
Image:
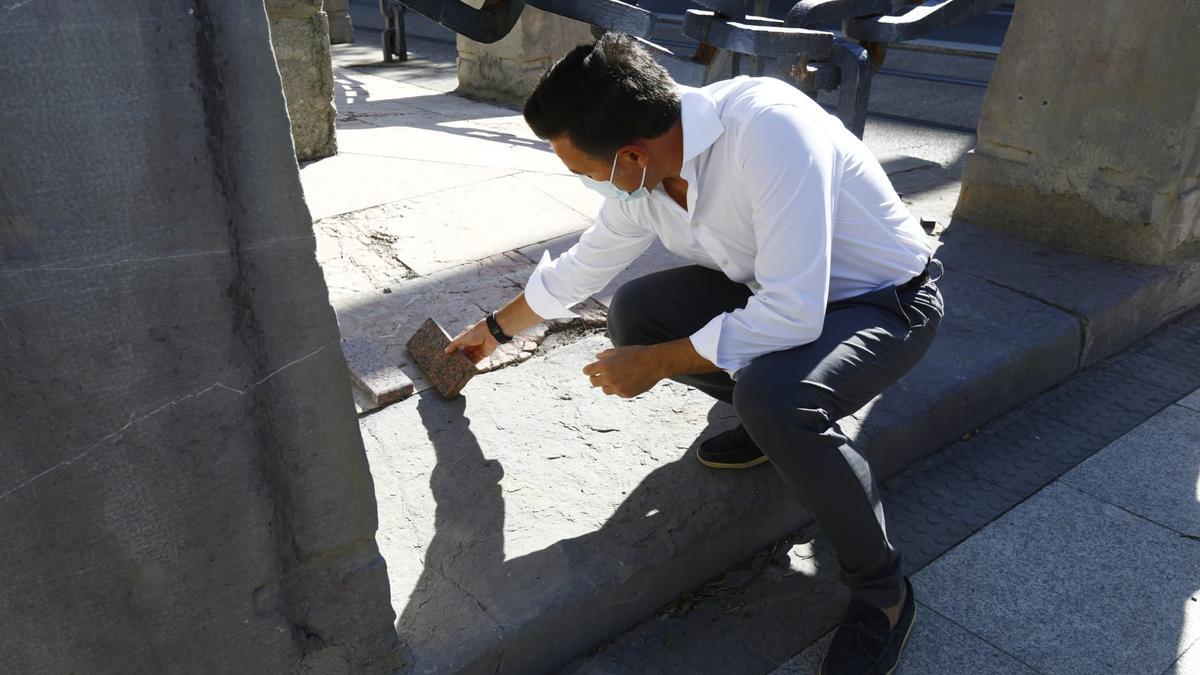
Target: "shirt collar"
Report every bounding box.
[677,84,724,182]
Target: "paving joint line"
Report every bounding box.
[915,600,1050,675]
[1159,634,1200,675]
[1054,480,1200,540]
[944,265,1091,369]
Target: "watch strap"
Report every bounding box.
[486,311,513,344]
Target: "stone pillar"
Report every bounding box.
[457,7,594,107]
[325,0,356,45]
[955,0,1200,265]
[266,0,338,160]
[0,1,401,671]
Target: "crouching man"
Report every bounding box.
[447,34,943,674]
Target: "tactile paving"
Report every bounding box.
[1030,367,1179,443]
[1104,334,1200,397]
[877,317,1192,577]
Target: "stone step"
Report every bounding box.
[361,224,1199,673]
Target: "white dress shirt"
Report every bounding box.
[524,76,937,378]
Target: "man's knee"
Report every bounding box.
[606,280,652,347]
[733,361,830,435]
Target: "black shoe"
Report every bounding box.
[696,425,769,469]
[820,577,917,675]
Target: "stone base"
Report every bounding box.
[955,150,1189,266]
[456,7,594,107]
[954,0,1200,265]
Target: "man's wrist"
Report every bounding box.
[653,338,717,378]
[649,341,682,380]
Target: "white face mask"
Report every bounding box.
[579,153,650,202]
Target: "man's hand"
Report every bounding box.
[583,345,666,398]
[445,319,500,364]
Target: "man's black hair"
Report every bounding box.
[523,33,681,159]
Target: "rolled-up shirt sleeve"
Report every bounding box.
[689,104,838,378]
[524,199,657,320]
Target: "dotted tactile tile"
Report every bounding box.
[884,454,1025,533]
[1105,335,1200,397]
[1157,308,1200,344]
[884,494,976,575]
[932,408,1108,498]
[1028,367,1179,443]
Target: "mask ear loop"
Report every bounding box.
[611,152,649,193]
[929,258,944,283]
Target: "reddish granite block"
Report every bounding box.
[340,336,414,408]
[406,318,478,398]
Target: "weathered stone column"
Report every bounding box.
[0,1,400,671]
[266,0,338,160]
[457,7,594,106]
[955,0,1200,264]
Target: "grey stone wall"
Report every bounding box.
[267,0,339,160]
[0,2,401,672]
[955,0,1200,264]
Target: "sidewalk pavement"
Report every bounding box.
[301,45,1200,673]
[778,384,1200,675]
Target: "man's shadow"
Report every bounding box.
[394,391,805,673]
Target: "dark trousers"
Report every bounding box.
[606,264,944,610]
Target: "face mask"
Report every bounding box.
[579,153,650,202]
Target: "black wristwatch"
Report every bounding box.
[485,311,513,344]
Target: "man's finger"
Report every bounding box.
[582,361,599,376]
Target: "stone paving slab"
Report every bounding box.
[913,482,1200,675]
[341,335,415,407]
[300,151,510,221]
[1180,390,1200,412]
[323,173,591,276]
[775,602,1040,675]
[938,221,1200,366]
[1167,637,1200,675]
[333,114,564,175]
[314,216,414,299]
[1060,403,1200,536]
[364,335,802,674]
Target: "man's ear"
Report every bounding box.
[618,146,648,168]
